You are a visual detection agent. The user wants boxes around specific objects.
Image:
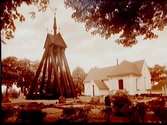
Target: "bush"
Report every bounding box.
[10,90,20,98]
[136,102,147,118]
[154,107,167,123]
[59,96,66,103]
[0,109,6,123]
[81,105,92,122]
[89,96,100,104]
[17,103,46,123]
[18,109,46,123]
[112,90,132,117]
[2,95,11,103]
[104,95,111,106]
[149,97,165,109]
[1,104,17,123]
[62,107,82,121]
[150,97,167,123]
[61,105,92,122]
[63,107,77,116]
[129,102,147,123]
[25,102,44,111]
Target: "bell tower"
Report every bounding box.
[27,12,76,99]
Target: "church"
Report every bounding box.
[84,60,152,96]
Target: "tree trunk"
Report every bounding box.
[0,36,2,109]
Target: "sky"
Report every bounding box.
[2,0,167,72]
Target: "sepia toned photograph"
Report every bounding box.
[1,0,167,124]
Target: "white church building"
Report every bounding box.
[84,60,152,96]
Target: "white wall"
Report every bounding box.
[125,76,137,94]
[84,81,109,96]
[99,90,109,96]
[143,62,152,89]
[84,81,100,96]
[106,75,137,95]
[84,81,93,96]
[136,62,152,93]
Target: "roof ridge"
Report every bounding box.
[85,60,145,81]
[134,59,145,62]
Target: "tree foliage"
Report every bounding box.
[65,0,167,47]
[2,56,19,81]
[72,67,86,95]
[2,56,38,94]
[149,65,167,85]
[0,0,48,39]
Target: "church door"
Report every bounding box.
[118,79,124,90]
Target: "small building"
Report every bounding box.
[84,60,152,96]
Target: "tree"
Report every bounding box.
[2,56,19,82]
[2,57,19,96]
[0,0,48,39]
[72,67,86,95]
[16,59,35,95]
[0,0,47,108]
[65,0,167,47]
[2,57,36,95]
[149,65,167,85]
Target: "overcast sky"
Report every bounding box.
[2,0,167,72]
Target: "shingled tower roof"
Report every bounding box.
[44,15,67,49]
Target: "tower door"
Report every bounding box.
[118,79,124,90]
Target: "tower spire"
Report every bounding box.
[53,9,57,35]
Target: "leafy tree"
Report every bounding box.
[16,59,35,95]
[0,0,48,39]
[2,57,19,96]
[65,0,167,47]
[2,57,36,95]
[72,67,86,95]
[149,65,167,85]
[0,0,47,107]
[2,56,19,82]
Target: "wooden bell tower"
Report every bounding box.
[27,14,76,99]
